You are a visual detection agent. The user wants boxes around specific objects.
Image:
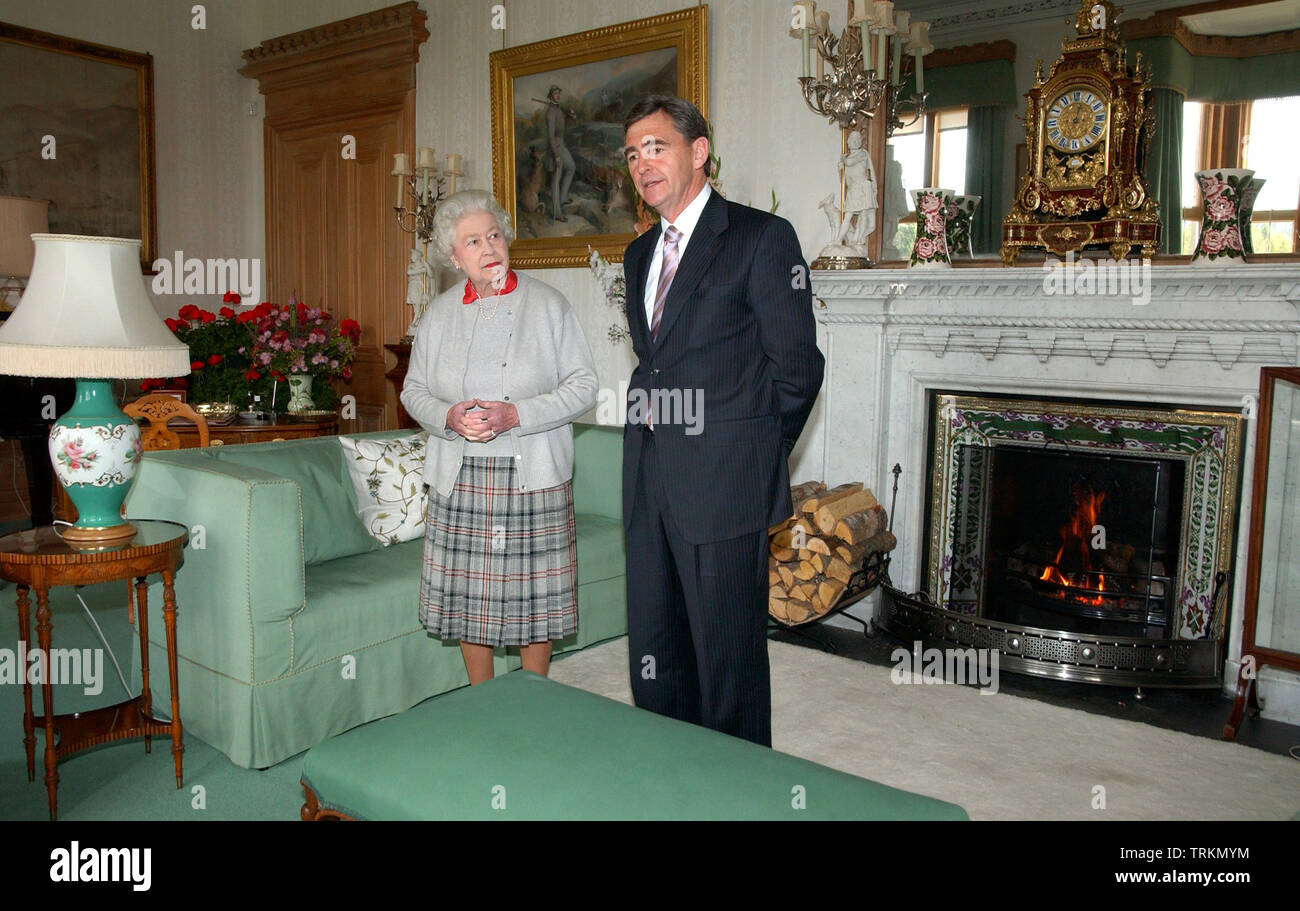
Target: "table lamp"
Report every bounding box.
[0,196,50,311]
[0,234,190,546]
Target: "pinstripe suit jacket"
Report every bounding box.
[621,191,825,544]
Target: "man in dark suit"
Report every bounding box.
[621,95,824,746]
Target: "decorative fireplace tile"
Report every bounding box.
[928,394,1242,639]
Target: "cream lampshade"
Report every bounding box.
[0,234,190,546]
[0,196,50,311]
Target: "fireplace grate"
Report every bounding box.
[1000,560,1172,627]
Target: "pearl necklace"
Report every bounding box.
[477,291,502,321]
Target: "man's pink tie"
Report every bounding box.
[650,225,681,341]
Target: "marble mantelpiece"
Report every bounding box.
[796,263,1300,722]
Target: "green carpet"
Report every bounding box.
[0,581,307,820]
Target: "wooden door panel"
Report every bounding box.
[240,2,427,433]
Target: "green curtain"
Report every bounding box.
[1147,88,1185,254]
[1128,37,1300,102]
[901,58,1018,109]
[965,106,1005,255]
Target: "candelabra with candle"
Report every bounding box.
[393,148,464,339]
[393,147,463,243]
[792,0,932,269]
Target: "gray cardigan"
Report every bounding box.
[400,271,598,497]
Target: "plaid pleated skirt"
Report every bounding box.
[418,456,578,647]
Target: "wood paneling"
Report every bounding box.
[240,2,428,433]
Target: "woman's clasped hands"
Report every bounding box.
[446,398,519,442]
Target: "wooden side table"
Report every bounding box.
[169,415,340,447]
[0,520,188,820]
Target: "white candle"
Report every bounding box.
[802,29,810,78]
[417,146,436,170]
[876,30,887,79]
[909,21,931,94]
[861,22,871,71]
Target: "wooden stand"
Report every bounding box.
[0,521,188,819]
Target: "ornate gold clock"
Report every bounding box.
[1002,0,1160,265]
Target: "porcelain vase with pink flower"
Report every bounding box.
[909,188,955,269]
[1191,168,1253,265]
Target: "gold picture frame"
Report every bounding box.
[489,6,708,268]
[0,22,157,272]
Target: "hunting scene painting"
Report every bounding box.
[510,48,676,241]
[490,7,708,267]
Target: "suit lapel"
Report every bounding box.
[652,191,727,351]
[627,235,653,350]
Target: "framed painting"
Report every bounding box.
[489,5,708,268]
[0,22,157,271]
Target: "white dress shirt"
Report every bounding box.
[643,183,712,326]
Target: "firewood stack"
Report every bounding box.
[768,481,897,625]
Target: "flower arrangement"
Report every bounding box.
[145,293,252,403]
[587,247,630,345]
[146,292,362,410]
[241,294,361,409]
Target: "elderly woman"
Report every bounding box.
[401,189,597,684]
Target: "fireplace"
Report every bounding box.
[978,446,1183,635]
[883,393,1244,687]
[802,264,1300,714]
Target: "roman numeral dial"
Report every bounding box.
[1045,88,1108,151]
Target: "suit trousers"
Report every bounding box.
[626,428,772,746]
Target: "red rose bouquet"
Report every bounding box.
[146,293,252,403]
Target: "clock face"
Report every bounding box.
[1045,87,1108,152]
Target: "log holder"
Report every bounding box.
[767,464,901,653]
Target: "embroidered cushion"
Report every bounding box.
[340,432,429,545]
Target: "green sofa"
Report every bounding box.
[121,423,627,769]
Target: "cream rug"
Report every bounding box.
[549,637,1300,820]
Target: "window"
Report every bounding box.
[886,107,968,256]
[1181,96,1300,254]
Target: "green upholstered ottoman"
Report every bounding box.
[299,671,968,821]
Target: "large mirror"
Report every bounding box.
[1225,366,1300,740]
[873,0,1300,263]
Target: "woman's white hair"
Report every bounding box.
[430,189,515,267]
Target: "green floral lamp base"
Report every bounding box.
[47,378,143,546]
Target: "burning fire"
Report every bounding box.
[1040,488,1107,603]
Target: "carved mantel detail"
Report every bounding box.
[813,265,1300,369]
